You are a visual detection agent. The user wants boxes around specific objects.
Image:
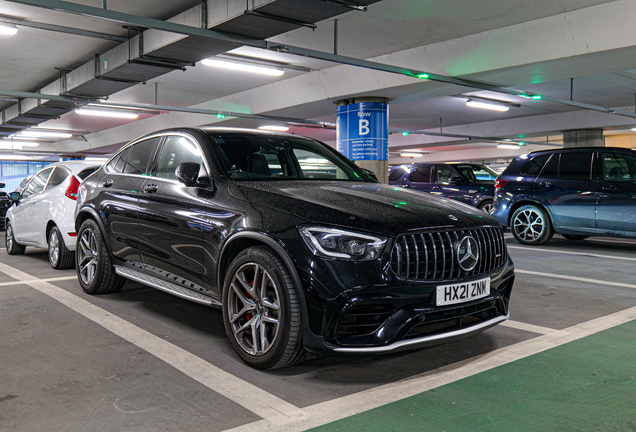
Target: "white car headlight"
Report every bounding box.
[299,226,387,261]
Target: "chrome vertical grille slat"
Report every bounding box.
[391,228,507,281]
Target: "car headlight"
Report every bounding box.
[299,226,387,261]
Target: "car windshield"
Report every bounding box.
[207,132,373,182]
[453,164,498,182]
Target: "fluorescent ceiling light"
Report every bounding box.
[0,23,18,36]
[400,152,424,158]
[466,100,510,112]
[85,157,109,162]
[631,128,636,131]
[0,155,38,160]
[19,131,72,138]
[76,108,139,119]
[201,59,284,76]
[2,140,39,147]
[258,125,289,131]
[497,144,522,150]
[10,135,48,141]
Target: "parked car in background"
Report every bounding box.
[5,161,102,268]
[493,147,636,245]
[389,163,498,213]
[75,128,514,370]
[14,175,33,195]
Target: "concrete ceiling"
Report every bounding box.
[2,0,636,164]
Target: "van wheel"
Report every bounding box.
[6,222,25,255]
[49,226,74,269]
[222,246,305,370]
[76,219,125,294]
[511,205,553,245]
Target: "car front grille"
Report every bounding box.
[391,227,507,281]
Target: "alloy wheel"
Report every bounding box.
[49,229,59,267]
[513,208,545,241]
[78,228,98,285]
[481,202,494,215]
[6,224,13,251]
[227,263,281,356]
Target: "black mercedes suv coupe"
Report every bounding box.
[75,128,514,369]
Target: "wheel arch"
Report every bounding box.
[218,231,308,327]
[507,199,554,227]
[45,220,57,243]
[75,207,113,255]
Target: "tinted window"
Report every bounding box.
[124,138,161,175]
[106,147,131,174]
[46,166,71,189]
[559,152,592,180]
[409,165,432,183]
[78,167,99,180]
[602,152,636,182]
[22,168,53,198]
[453,164,498,181]
[435,165,454,183]
[521,155,549,176]
[541,154,559,178]
[156,135,204,181]
[389,167,408,182]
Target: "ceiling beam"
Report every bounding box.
[0,16,128,41]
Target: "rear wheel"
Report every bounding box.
[5,222,25,255]
[222,246,305,370]
[511,204,553,245]
[562,234,589,241]
[478,200,494,215]
[48,226,74,269]
[76,219,125,294]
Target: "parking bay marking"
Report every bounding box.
[0,261,305,424]
[515,269,636,290]
[508,245,636,262]
[0,275,77,287]
[224,304,636,432]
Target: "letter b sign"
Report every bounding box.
[359,119,370,136]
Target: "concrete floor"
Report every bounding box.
[1,234,635,431]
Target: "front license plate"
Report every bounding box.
[436,277,491,306]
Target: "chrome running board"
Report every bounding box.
[332,312,510,353]
[115,266,221,307]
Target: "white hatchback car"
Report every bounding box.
[5,161,102,268]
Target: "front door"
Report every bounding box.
[596,151,636,234]
[13,167,53,243]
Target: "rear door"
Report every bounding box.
[596,150,636,234]
[533,151,597,230]
[405,164,433,193]
[434,164,471,203]
[138,134,210,291]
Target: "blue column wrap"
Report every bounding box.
[336,102,388,161]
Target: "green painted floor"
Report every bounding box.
[311,321,636,432]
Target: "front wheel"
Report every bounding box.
[478,200,494,215]
[511,204,554,245]
[222,246,305,370]
[6,222,25,255]
[76,219,125,294]
[49,226,74,269]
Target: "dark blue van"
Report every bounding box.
[389,163,498,213]
[492,147,636,245]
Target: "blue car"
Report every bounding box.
[389,163,498,213]
[492,147,636,245]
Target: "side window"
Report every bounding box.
[77,167,99,180]
[541,154,559,178]
[124,138,161,175]
[106,147,131,174]
[389,167,407,182]
[602,152,636,182]
[435,165,453,183]
[22,168,53,198]
[559,152,592,180]
[521,154,549,176]
[409,165,432,183]
[45,166,71,189]
[156,135,205,181]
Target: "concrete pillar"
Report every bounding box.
[562,129,604,148]
[336,97,389,183]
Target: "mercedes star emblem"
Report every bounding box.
[457,235,479,271]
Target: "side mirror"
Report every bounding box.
[448,176,463,185]
[0,182,5,188]
[175,162,201,187]
[360,168,378,181]
[8,192,20,202]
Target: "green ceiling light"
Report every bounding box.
[531,95,542,100]
[402,131,410,136]
[520,94,542,100]
[216,113,225,119]
[518,142,526,146]
[416,73,429,79]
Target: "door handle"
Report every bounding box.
[143,184,158,193]
[601,185,616,192]
[433,186,441,190]
[102,179,113,188]
[539,181,552,187]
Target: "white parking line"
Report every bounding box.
[0,261,304,424]
[516,269,636,290]
[498,319,554,334]
[224,305,636,432]
[508,245,636,262]
[0,275,77,287]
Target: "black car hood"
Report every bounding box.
[227,181,498,237]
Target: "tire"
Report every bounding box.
[478,200,494,215]
[562,234,589,241]
[222,246,305,370]
[48,226,74,269]
[511,204,554,245]
[5,222,26,255]
[76,219,125,295]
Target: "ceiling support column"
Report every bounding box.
[562,129,604,148]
